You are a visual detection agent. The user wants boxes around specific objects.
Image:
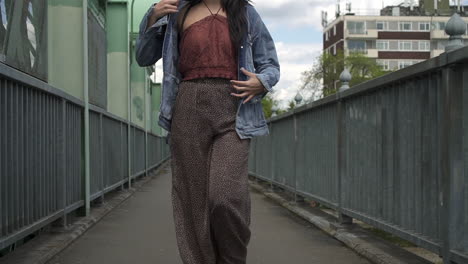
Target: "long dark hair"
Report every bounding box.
[178,0,251,49]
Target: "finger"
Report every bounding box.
[164,2,179,9]
[163,4,178,10]
[240,67,256,77]
[165,0,179,5]
[230,80,250,87]
[164,7,179,13]
[232,84,249,91]
[230,92,250,97]
[243,94,255,104]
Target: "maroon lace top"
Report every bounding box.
[178,14,238,81]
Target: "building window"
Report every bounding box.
[376,21,388,31]
[399,41,412,51]
[377,60,390,71]
[348,40,366,53]
[376,41,389,50]
[347,21,366,34]
[333,25,336,35]
[325,31,329,41]
[398,61,413,69]
[419,22,430,31]
[419,41,430,51]
[399,22,412,31]
[433,21,446,30]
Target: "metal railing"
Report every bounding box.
[0,61,170,252]
[249,16,468,264]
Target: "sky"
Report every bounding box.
[153,0,466,108]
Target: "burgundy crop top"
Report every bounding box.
[178,14,238,81]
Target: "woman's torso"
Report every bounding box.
[151,1,279,139]
[177,4,238,81]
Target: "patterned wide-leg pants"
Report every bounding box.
[169,77,252,264]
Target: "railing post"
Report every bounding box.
[99,113,104,203]
[339,68,351,92]
[440,16,466,264]
[120,122,125,191]
[269,120,275,192]
[338,69,352,225]
[444,13,465,52]
[292,92,304,203]
[82,0,91,217]
[294,92,303,106]
[144,75,148,178]
[293,111,298,203]
[60,99,68,227]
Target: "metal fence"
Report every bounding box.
[249,46,468,263]
[0,62,170,252]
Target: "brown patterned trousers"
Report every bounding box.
[169,77,252,264]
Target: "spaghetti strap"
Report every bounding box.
[202,0,222,16]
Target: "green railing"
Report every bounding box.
[0,61,170,253]
[249,38,468,264]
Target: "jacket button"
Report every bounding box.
[241,46,244,49]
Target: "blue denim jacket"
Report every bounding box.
[135,0,280,139]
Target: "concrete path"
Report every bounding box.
[47,162,370,264]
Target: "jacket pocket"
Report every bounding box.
[238,101,266,129]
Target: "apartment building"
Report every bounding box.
[323,0,468,73]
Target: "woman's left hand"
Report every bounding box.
[230,68,267,104]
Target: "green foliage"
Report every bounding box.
[261,95,274,118]
[299,50,344,98]
[288,100,296,111]
[345,52,389,87]
[300,50,393,98]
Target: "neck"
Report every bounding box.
[203,0,221,5]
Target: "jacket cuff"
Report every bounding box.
[141,3,168,35]
[255,73,273,93]
[145,15,168,34]
[158,114,172,133]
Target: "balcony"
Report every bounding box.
[346,29,378,39]
[345,49,377,58]
[431,49,444,57]
[431,30,449,39]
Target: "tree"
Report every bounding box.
[261,94,275,118]
[287,100,296,111]
[299,50,344,99]
[345,52,389,87]
[260,94,290,118]
[299,50,392,98]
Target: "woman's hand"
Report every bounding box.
[147,0,179,28]
[230,68,267,104]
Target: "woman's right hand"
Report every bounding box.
[151,0,179,21]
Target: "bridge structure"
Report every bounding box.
[0,1,468,264]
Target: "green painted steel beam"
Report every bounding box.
[83,0,91,217]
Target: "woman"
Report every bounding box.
[135,0,280,263]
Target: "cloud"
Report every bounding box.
[253,0,335,30]
[270,42,322,108]
[253,0,409,29]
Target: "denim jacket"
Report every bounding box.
[135,0,280,139]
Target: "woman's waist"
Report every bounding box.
[180,76,233,84]
[180,68,238,82]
